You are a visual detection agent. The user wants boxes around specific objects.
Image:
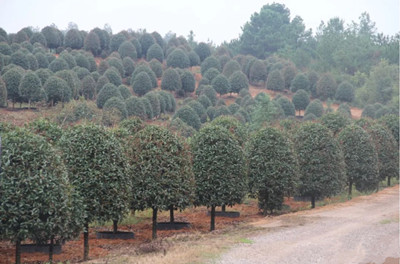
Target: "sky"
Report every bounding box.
[0,0,398,44]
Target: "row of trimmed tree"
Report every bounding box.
[0,114,398,263]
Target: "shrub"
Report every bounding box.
[141,97,153,119]
[126,96,146,119]
[74,54,90,70]
[106,57,124,77]
[81,75,96,100]
[180,69,195,94]
[266,70,284,91]
[276,96,295,117]
[335,81,355,102]
[98,60,109,75]
[60,52,77,69]
[191,124,246,230]
[41,26,61,50]
[146,43,164,63]
[283,65,296,90]
[2,66,24,107]
[49,57,69,72]
[129,125,194,239]
[337,103,352,117]
[64,29,83,49]
[118,40,137,60]
[188,100,207,123]
[60,124,129,260]
[84,31,101,56]
[249,60,267,85]
[320,112,351,135]
[19,70,46,106]
[228,71,248,94]
[304,99,324,118]
[166,48,190,69]
[168,117,196,138]
[198,94,212,109]
[294,123,346,208]
[291,73,310,93]
[144,91,161,117]
[110,32,127,52]
[96,75,109,94]
[214,105,231,119]
[35,52,49,68]
[0,128,84,263]
[188,50,200,66]
[11,51,29,69]
[200,56,221,75]
[96,83,121,108]
[103,96,128,120]
[149,58,163,78]
[378,115,399,145]
[222,60,241,78]
[194,42,211,62]
[247,127,298,214]
[316,73,337,100]
[130,37,142,58]
[118,84,131,99]
[203,68,220,83]
[139,33,155,58]
[53,70,78,99]
[228,103,240,115]
[338,125,379,195]
[210,115,247,146]
[132,72,152,96]
[212,74,230,96]
[173,105,201,130]
[161,68,181,91]
[200,85,218,106]
[131,63,157,88]
[123,57,135,77]
[0,77,7,107]
[103,68,121,86]
[44,76,71,106]
[26,54,38,70]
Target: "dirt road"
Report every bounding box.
[215,186,399,264]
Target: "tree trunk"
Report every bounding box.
[348,181,353,199]
[83,222,89,261]
[387,176,391,187]
[311,195,316,209]
[113,219,118,234]
[169,205,174,223]
[28,99,31,110]
[15,239,21,264]
[152,207,158,240]
[221,204,226,212]
[49,236,54,264]
[210,205,216,231]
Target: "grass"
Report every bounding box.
[237,237,254,244]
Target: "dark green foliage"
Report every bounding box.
[188,50,200,66]
[41,26,61,49]
[26,54,38,70]
[0,42,12,55]
[118,84,131,99]
[123,57,135,77]
[146,43,164,63]
[250,93,284,131]
[266,69,284,91]
[131,63,157,88]
[320,112,352,136]
[161,68,181,91]
[55,70,79,99]
[203,68,220,83]
[206,106,216,121]
[0,128,84,262]
[149,58,163,78]
[378,115,399,145]
[129,125,194,238]
[64,29,83,49]
[191,124,246,230]
[75,54,90,70]
[168,117,196,138]
[73,66,90,80]
[11,51,29,69]
[126,96,146,119]
[337,103,352,117]
[35,52,49,68]
[247,127,298,214]
[316,73,337,100]
[26,118,63,144]
[195,42,211,62]
[104,68,122,86]
[198,94,212,109]
[84,31,101,56]
[0,77,7,107]
[96,75,109,94]
[292,89,310,113]
[212,74,230,96]
[188,100,207,123]
[60,52,77,69]
[96,83,121,108]
[49,57,69,72]
[338,125,379,194]
[3,66,24,106]
[210,115,247,146]
[229,71,249,94]
[119,117,145,134]
[19,70,46,105]
[228,103,240,115]
[180,70,195,94]
[144,91,161,118]
[291,73,310,93]
[294,123,346,208]
[166,48,190,69]
[110,32,127,52]
[118,40,137,60]
[304,99,324,118]
[60,124,129,259]
[30,32,47,46]
[98,60,109,75]
[141,97,153,119]
[139,33,155,58]
[81,75,96,100]
[107,57,124,77]
[151,31,164,49]
[303,113,317,121]
[335,81,354,102]
[249,60,267,85]
[283,65,296,90]
[218,55,231,71]
[200,85,218,106]
[130,38,142,58]
[44,76,71,105]
[201,56,221,75]
[214,105,231,119]
[307,71,319,97]
[276,96,295,117]
[367,124,399,185]
[132,71,152,96]
[173,105,201,130]
[362,104,377,119]
[103,96,128,119]
[86,55,97,72]
[222,60,241,78]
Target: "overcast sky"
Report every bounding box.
[0,0,398,44]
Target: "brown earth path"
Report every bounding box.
[214,185,399,264]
